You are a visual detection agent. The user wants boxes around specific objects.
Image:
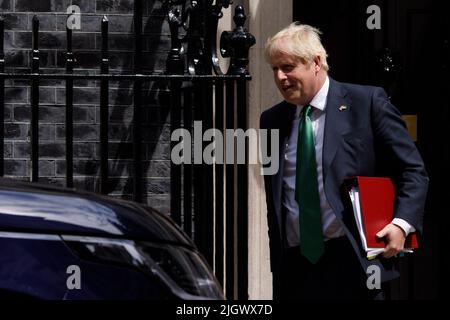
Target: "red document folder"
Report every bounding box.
[345,176,418,258]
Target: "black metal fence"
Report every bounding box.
[0,0,254,300]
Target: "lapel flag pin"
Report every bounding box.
[339,105,348,111]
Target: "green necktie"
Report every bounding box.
[295,105,324,264]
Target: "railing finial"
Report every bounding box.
[220,5,255,75]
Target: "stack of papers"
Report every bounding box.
[345,176,418,260]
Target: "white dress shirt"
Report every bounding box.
[282,76,414,248]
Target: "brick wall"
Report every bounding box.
[1,0,172,213]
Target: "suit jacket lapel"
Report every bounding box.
[322,78,353,184]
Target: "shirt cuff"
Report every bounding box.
[392,218,416,236]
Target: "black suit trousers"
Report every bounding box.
[278,236,385,300]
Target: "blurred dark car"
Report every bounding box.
[0,178,224,300]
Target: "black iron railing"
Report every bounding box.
[0,0,254,300]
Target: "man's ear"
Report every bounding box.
[313,56,322,72]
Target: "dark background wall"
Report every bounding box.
[1,0,172,213]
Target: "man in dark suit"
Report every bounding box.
[260,22,428,300]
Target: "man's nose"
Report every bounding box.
[275,70,287,81]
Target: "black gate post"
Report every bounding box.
[65,26,74,188]
[166,6,184,226]
[30,16,40,182]
[196,0,216,271]
[100,16,109,194]
[0,17,4,177]
[133,0,143,203]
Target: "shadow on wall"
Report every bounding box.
[105,0,171,213]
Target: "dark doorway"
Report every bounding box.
[294,0,448,299]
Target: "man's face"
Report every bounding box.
[270,50,321,106]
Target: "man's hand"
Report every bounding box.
[376,223,406,258]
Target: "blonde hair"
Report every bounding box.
[265,22,329,71]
